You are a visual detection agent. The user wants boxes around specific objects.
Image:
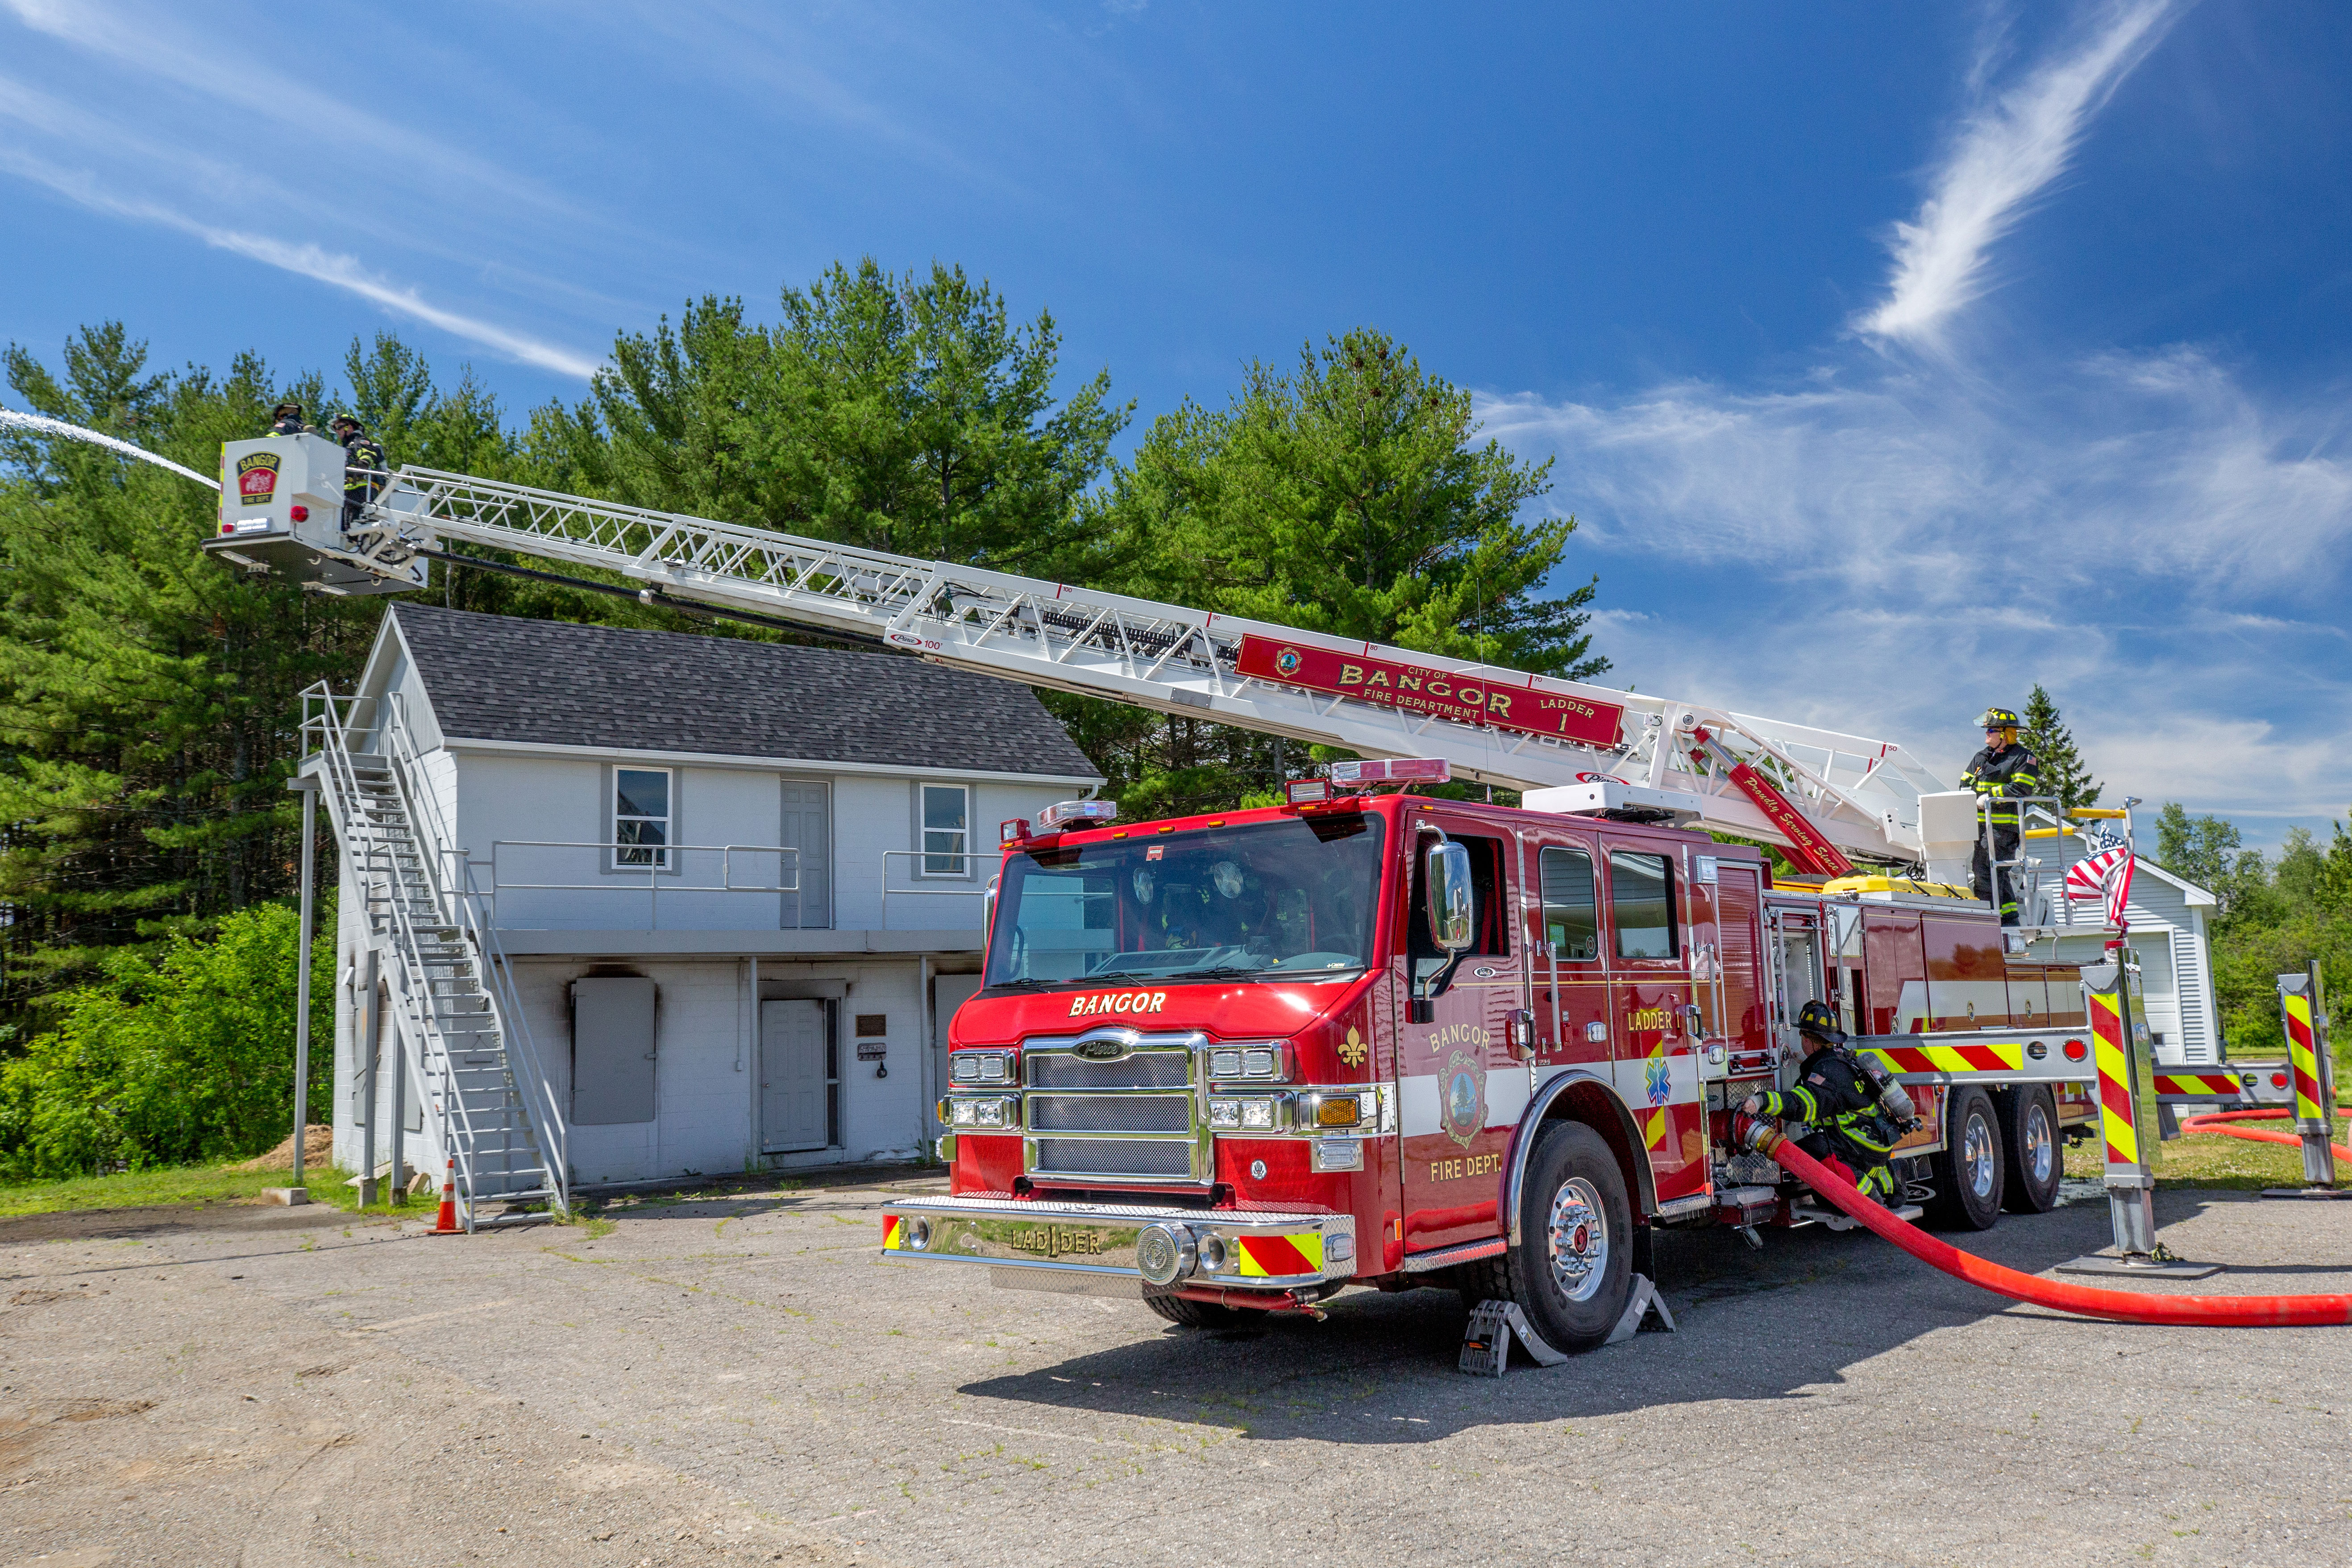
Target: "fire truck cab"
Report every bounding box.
[881,777,2093,1352]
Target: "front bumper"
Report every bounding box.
[879,1195,1358,1299]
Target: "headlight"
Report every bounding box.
[975,1099,1009,1129]
[1208,1098,1242,1129]
[1208,1044,1287,1081]
[1241,1098,1278,1131]
[951,1051,1012,1083]
[949,1097,1014,1128]
[951,1100,980,1127]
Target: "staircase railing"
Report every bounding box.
[301,682,568,1225]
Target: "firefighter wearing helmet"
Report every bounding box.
[1742,1001,1903,1207]
[1958,706,2042,925]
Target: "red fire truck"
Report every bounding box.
[879,768,2140,1352]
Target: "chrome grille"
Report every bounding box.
[1031,1139,1197,1178]
[1027,1094,1192,1134]
[1027,1050,1191,1090]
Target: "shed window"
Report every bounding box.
[922,784,969,876]
[1610,851,1677,960]
[614,768,671,868]
[1541,846,1600,961]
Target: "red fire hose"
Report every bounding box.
[1754,1127,2352,1327]
[2176,1106,2352,1164]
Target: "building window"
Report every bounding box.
[921,783,969,876]
[614,767,671,868]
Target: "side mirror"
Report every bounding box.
[1425,841,1473,952]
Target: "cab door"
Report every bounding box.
[1397,817,1527,1252]
[1601,838,1704,1204]
[1530,833,1612,1082]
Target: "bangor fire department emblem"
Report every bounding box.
[1645,1052,1672,1107]
[1273,646,1303,678]
[235,450,281,507]
[1337,1025,1367,1069]
[1440,1046,1486,1149]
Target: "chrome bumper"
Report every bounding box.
[879,1195,1358,1299]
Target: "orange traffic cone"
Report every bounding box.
[432,1158,460,1234]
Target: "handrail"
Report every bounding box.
[299,680,569,1223]
[879,848,992,929]
[451,853,568,1203]
[483,840,801,932]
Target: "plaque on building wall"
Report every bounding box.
[855,1013,887,1036]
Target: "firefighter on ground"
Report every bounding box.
[1959,707,2042,926]
[1741,1001,1902,1207]
[329,414,388,529]
[268,401,310,436]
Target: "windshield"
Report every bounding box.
[984,815,1388,989]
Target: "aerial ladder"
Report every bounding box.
[191,428,1953,871]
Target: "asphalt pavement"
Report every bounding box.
[3,1177,2347,1567]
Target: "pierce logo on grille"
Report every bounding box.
[1074,1039,1126,1061]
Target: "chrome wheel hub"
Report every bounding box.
[1546,1177,1609,1303]
[2024,1104,2054,1186]
[1964,1115,1997,1200]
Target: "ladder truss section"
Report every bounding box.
[328,469,1945,862]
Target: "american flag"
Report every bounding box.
[2065,843,2135,927]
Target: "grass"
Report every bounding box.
[0,1160,439,1220]
[2064,1112,2350,1192]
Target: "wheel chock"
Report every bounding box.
[1458,1299,1567,1376]
[1605,1273,1676,1346]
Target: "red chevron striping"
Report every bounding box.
[1242,1235,1312,1276]
[2096,1065,2134,1115]
[1885,1048,1936,1073]
[1956,1044,2013,1072]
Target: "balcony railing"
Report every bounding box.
[474,840,802,931]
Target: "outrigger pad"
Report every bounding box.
[1605,1273,1677,1346]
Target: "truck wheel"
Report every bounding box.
[1143,1289,1248,1329]
[1463,1121,1633,1354]
[1925,1086,2005,1230]
[1998,1086,2063,1214]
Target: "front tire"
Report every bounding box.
[1461,1121,1633,1354]
[1926,1086,2005,1230]
[1998,1086,2063,1213]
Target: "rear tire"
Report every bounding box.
[1997,1086,2062,1214]
[1143,1289,1249,1329]
[1460,1121,1633,1354]
[1926,1086,2005,1230]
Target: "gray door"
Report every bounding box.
[931,974,985,1133]
[779,780,831,929]
[761,999,830,1152]
[573,977,657,1124]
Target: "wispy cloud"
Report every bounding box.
[0,0,572,219]
[0,146,603,378]
[1857,0,2179,347]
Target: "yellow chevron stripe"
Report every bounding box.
[2089,990,2138,1167]
[1642,1107,1667,1152]
[2285,995,2323,1121]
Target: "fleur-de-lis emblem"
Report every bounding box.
[1337,1026,1368,1068]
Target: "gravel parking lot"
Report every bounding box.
[4,1176,2347,1568]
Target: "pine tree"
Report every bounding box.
[2021,684,2102,811]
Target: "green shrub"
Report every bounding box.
[0,902,333,1179]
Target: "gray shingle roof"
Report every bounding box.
[388,605,1101,780]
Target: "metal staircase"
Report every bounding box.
[303,684,568,1229]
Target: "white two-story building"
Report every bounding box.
[328,604,1101,1188]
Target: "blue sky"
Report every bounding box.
[2,1,2345,848]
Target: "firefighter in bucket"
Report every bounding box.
[1741,1001,1904,1208]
